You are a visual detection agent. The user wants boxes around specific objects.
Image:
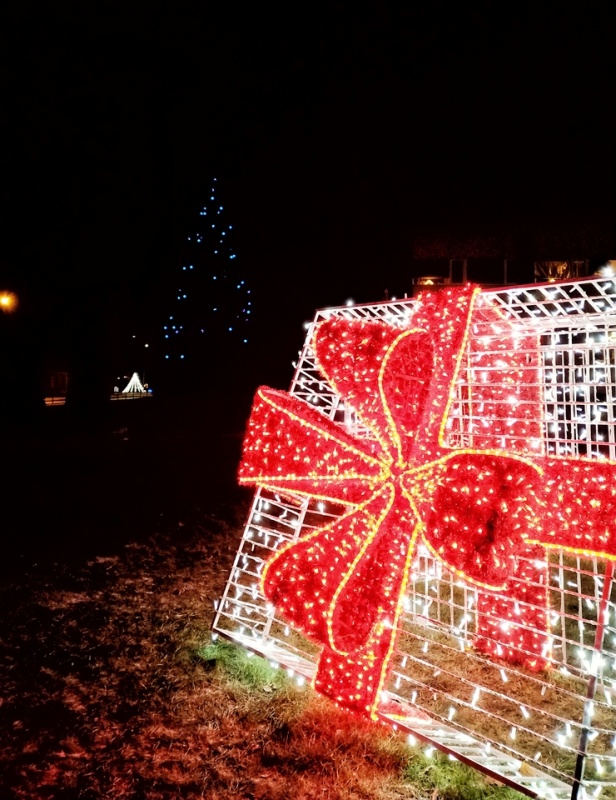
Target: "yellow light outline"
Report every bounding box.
[525,540,616,563]
[325,482,399,656]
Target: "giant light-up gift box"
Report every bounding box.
[213,277,616,800]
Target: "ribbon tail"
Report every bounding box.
[326,484,420,654]
[314,620,397,719]
[311,485,421,719]
[474,542,551,671]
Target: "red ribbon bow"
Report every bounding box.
[239,285,616,717]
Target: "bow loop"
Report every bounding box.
[403,452,543,589]
[262,485,407,653]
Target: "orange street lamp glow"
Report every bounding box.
[0,291,18,313]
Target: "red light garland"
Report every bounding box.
[238,285,616,717]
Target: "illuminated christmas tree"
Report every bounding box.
[162,178,252,367]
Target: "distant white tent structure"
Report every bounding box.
[122,372,146,393]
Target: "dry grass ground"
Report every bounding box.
[0,503,524,800]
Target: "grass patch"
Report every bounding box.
[0,510,528,799]
[404,752,523,800]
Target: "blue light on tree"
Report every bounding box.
[163,178,252,363]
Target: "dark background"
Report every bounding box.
[0,3,614,573]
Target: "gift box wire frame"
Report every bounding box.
[212,277,616,800]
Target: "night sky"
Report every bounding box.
[1,4,614,396]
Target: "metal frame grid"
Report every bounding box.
[213,277,616,800]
